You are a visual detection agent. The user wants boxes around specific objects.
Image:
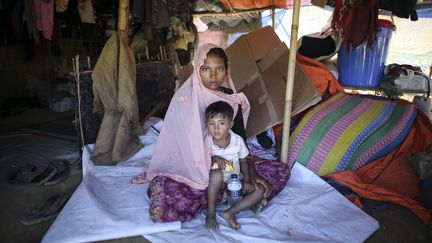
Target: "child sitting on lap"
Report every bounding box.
[204,101,269,231]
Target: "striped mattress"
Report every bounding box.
[288,93,417,176]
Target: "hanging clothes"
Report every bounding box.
[332,0,379,49]
[34,0,54,40]
[379,0,418,21]
[91,32,143,165]
[0,0,24,46]
[78,0,96,24]
[23,0,40,43]
[152,0,170,29]
[55,0,69,12]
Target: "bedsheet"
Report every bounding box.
[42,117,379,242]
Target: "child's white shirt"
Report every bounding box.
[210,130,249,182]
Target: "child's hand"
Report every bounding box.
[211,156,228,170]
[242,181,254,194]
[224,161,235,172]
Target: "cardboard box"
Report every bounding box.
[311,0,329,8]
[226,26,321,137]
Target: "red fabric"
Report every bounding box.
[332,0,379,49]
[327,110,432,226]
[296,54,345,96]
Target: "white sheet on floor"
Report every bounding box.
[42,118,180,243]
[144,163,380,243]
[41,154,180,243]
[43,117,379,243]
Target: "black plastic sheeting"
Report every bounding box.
[69,62,174,145]
[0,132,80,167]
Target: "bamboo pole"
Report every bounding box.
[118,0,129,38]
[280,0,301,163]
[271,7,275,29]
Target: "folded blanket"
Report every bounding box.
[288,93,417,176]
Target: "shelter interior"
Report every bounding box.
[1,0,432,242]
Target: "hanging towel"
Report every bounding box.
[91,32,143,165]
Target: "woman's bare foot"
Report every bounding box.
[220,211,240,230]
[205,214,219,231]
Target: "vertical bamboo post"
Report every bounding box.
[118,0,129,38]
[271,7,275,29]
[280,0,301,163]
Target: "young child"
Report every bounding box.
[204,101,268,231]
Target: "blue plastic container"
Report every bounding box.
[338,20,395,88]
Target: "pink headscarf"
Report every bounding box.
[145,43,250,190]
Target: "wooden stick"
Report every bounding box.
[73,55,86,148]
[162,46,167,60]
[280,0,301,163]
[87,56,91,69]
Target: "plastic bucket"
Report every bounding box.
[338,20,395,88]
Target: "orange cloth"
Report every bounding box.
[327,111,432,226]
[297,54,344,97]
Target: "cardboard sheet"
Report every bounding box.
[226,26,321,137]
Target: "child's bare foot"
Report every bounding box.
[205,214,219,231]
[220,211,240,230]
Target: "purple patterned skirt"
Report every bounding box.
[147,159,292,222]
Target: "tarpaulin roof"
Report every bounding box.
[193,0,312,14]
[218,0,311,10]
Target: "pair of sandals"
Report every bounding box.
[8,160,70,186]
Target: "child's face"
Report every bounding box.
[199,53,227,90]
[207,114,233,141]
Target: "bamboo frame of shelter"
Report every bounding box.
[113,0,299,163]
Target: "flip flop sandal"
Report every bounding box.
[21,193,70,225]
[43,160,70,186]
[8,164,58,185]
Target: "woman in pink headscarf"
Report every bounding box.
[134,44,291,223]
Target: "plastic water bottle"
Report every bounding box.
[227,174,242,207]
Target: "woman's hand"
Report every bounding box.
[251,175,272,198]
[247,156,272,198]
[242,181,254,194]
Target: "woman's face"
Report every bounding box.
[199,53,227,90]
